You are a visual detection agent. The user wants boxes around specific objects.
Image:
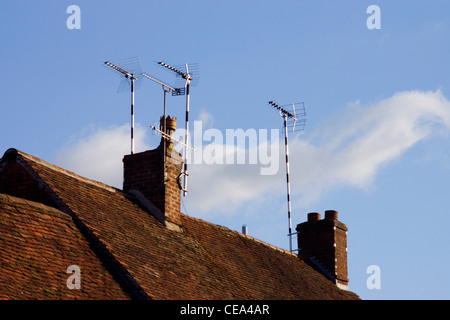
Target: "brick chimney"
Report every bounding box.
[296,210,349,290]
[123,116,183,232]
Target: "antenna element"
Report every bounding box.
[104,57,143,154]
[158,61,197,197]
[268,100,306,252]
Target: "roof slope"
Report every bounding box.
[0,149,359,300]
[0,193,131,300]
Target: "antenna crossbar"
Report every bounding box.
[105,61,137,80]
[158,62,192,80]
[268,101,296,120]
[141,73,178,92]
[150,125,195,151]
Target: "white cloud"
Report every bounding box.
[185,90,450,216]
[197,109,215,129]
[295,90,450,191]
[53,123,150,188]
[53,90,450,220]
[185,162,280,216]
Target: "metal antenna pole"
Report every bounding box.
[163,86,169,175]
[131,77,135,154]
[283,114,293,253]
[157,61,196,197]
[268,100,306,252]
[104,57,142,155]
[183,64,191,197]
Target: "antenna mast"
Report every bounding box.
[104,57,143,154]
[141,72,180,180]
[158,61,197,197]
[268,100,306,252]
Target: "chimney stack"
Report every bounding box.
[123,116,183,232]
[296,210,349,290]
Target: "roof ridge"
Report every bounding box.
[13,149,120,194]
[181,213,297,257]
[0,192,70,217]
[8,148,298,259]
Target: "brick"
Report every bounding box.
[123,117,183,231]
[296,211,349,287]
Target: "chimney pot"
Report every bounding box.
[307,212,321,221]
[159,116,177,149]
[160,116,177,133]
[325,210,338,220]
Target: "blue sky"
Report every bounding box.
[1,0,450,299]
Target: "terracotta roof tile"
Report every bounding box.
[0,193,131,300]
[0,149,359,300]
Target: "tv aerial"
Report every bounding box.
[158,61,199,197]
[141,71,191,183]
[268,100,306,252]
[104,57,143,154]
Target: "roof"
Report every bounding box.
[0,193,130,300]
[0,148,359,300]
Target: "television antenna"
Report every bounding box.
[104,57,143,154]
[141,72,179,173]
[149,119,196,188]
[268,100,306,252]
[158,61,199,197]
